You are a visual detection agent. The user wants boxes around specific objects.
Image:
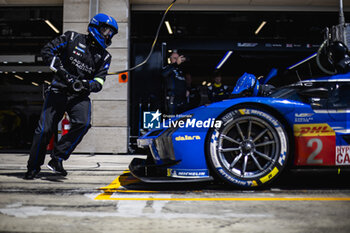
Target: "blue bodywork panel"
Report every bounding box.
[136,73,350,180]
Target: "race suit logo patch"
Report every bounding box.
[143,110,161,129]
[73,50,82,57]
[75,46,85,53]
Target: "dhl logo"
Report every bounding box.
[294,123,335,136]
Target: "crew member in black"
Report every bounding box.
[207,71,229,103]
[184,73,201,111]
[24,13,119,179]
[161,52,188,114]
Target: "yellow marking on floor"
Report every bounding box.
[110,190,159,193]
[95,171,350,202]
[95,192,113,200]
[95,171,158,200]
[98,170,140,191]
[96,196,350,201]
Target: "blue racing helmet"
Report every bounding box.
[88,13,118,49]
[232,73,260,96]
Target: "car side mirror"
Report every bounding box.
[298,88,329,98]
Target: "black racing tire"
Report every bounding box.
[206,107,289,188]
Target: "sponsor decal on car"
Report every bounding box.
[294,123,336,165]
[218,168,255,187]
[277,126,287,166]
[336,146,350,165]
[260,167,279,184]
[238,109,279,126]
[167,168,209,178]
[294,113,314,123]
[175,135,201,141]
[294,123,335,137]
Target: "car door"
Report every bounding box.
[294,81,337,166]
[327,81,350,166]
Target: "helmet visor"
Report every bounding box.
[100,26,116,39]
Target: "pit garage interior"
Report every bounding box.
[0,0,349,153]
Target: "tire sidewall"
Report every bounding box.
[208,107,289,187]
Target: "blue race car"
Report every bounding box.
[130,73,350,188]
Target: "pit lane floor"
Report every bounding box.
[0,153,349,233]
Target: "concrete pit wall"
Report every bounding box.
[63,0,129,153]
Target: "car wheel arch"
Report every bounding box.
[204,102,293,188]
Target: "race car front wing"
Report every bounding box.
[129,133,214,183]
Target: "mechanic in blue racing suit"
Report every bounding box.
[24,14,118,179]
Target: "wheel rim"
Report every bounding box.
[217,116,280,179]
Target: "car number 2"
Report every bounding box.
[306,138,323,164]
[294,135,335,166]
[294,123,336,166]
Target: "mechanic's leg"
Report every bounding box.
[167,95,175,115]
[27,92,66,172]
[53,96,91,160]
[173,98,185,115]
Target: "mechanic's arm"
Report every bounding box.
[224,86,230,98]
[161,64,177,78]
[89,54,111,93]
[41,31,72,72]
[207,86,213,102]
